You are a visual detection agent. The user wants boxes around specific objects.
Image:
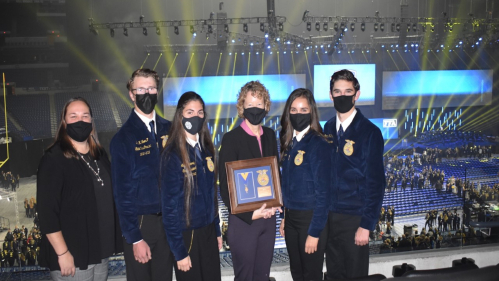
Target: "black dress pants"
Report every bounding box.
[123,214,173,281]
[325,212,369,280]
[285,209,327,281]
[173,222,221,281]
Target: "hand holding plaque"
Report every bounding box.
[225,156,283,214]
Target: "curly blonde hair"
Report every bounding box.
[236,81,271,118]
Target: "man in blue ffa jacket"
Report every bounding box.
[111,68,173,281]
[324,69,386,279]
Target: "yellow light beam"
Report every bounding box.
[315,52,322,65]
[211,53,224,142]
[166,53,178,78]
[140,53,150,69]
[247,52,251,75]
[200,53,208,76]
[261,52,264,75]
[277,51,281,75]
[1,73,9,168]
[304,51,313,88]
[291,51,296,74]
[152,53,163,70]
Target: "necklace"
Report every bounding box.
[77,152,104,186]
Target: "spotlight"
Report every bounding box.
[380,23,385,31]
[350,23,355,31]
[156,27,160,35]
[243,23,248,33]
[123,27,128,36]
[110,28,114,37]
[449,24,453,32]
[396,23,400,32]
[279,22,284,31]
[265,33,269,38]
[431,25,435,32]
[142,27,148,36]
[208,25,213,33]
[323,22,328,32]
[315,22,320,31]
[407,23,411,32]
[391,23,395,32]
[190,25,195,34]
[361,22,365,31]
[174,26,179,35]
[224,24,229,33]
[413,23,418,32]
[374,23,378,31]
[334,22,339,31]
[139,15,145,24]
[193,32,196,37]
[243,39,247,45]
[260,23,265,32]
[340,22,345,30]
[306,22,311,31]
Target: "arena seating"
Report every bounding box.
[382,189,462,216]
[6,94,52,139]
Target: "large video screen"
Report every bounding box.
[382,69,493,110]
[313,64,376,106]
[319,118,398,140]
[163,74,306,119]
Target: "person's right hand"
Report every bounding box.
[58,251,75,277]
[279,218,285,237]
[177,256,192,272]
[133,240,152,263]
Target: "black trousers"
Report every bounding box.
[285,209,327,281]
[173,222,221,281]
[325,212,369,280]
[228,214,276,281]
[123,214,173,281]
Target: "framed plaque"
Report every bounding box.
[225,156,282,214]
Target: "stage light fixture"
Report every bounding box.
[156,27,160,35]
[396,23,400,32]
[391,23,395,32]
[143,27,148,36]
[350,23,355,31]
[361,22,365,31]
[174,26,179,35]
[407,23,411,32]
[243,39,247,45]
[334,22,339,31]
[306,22,311,31]
[340,22,345,30]
[190,26,195,34]
[380,23,385,31]
[279,22,284,31]
[110,29,114,37]
[243,23,248,33]
[123,27,128,36]
[413,23,417,32]
[431,24,435,32]
[224,24,229,33]
[208,25,213,33]
[374,23,378,31]
[323,22,328,32]
[260,23,265,32]
[315,22,320,31]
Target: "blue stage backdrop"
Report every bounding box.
[162,74,306,119]
[382,69,493,110]
[313,64,376,106]
[320,118,398,140]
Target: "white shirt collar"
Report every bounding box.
[186,133,200,148]
[292,125,310,142]
[336,109,357,133]
[134,109,156,133]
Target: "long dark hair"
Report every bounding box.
[279,88,322,161]
[162,91,216,227]
[48,97,103,159]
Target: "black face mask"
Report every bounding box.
[332,94,356,114]
[135,93,157,115]
[66,121,92,142]
[243,107,267,125]
[182,116,205,135]
[289,113,311,132]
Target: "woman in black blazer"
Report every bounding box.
[37,97,122,280]
[219,81,282,281]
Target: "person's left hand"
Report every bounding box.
[355,227,370,246]
[217,236,223,250]
[304,235,319,254]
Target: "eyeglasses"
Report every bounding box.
[132,87,158,94]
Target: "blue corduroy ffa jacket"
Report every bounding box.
[110,110,171,244]
[323,109,386,231]
[281,131,333,238]
[161,144,221,261]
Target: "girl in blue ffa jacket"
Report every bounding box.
[160,92,222,281]
[279,88,333,281]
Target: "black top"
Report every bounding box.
[218,125,279,224]
[36,143,123,271]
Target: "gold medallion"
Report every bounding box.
[257,170,269,186]
[344,139,355,156]
[206,157,214,172]
[161,135,169,148]
[294,150,305,165]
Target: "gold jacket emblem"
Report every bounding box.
[161,135,169,148]
[344,139,355,156]
[294,150,305,166]
[257,170,269,186]
[206,157,215,172]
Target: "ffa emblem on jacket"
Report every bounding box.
[161,135,169,148]
[294,150,305,165]
[344,140,355,156]
[257,170,269,186]
[206,157,215,172]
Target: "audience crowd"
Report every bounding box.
[1,224,41,267]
